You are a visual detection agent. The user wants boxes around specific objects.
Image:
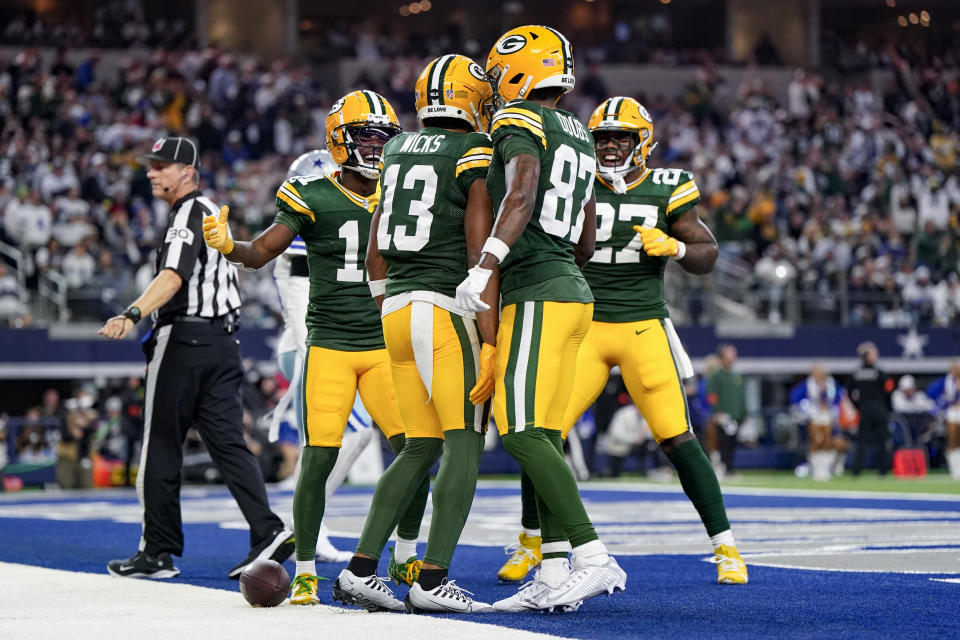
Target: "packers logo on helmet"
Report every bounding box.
[485,25,575,107]
[415,54,494,132]
[587,96,657,174]
[325,90,402,179]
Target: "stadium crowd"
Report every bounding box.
[1,27,957,328]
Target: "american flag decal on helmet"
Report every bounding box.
[542,58,556,66]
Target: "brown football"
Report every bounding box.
[239,559,290,607]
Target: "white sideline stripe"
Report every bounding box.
[930,578,960,584]
[137,324,171,552]
[0,562,565,640]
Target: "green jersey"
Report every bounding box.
[583,168,701,322]
[274,175,383,351]
[377,128,492,299]
[487,100,596,305]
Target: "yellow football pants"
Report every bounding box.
[302,345,404,446]
[561,318,690,442]
[381,302,490,438]
[492,301,593,435]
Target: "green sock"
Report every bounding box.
[423,430,485,568]
[535,429,569,559]
[520,471,540,531]
[501,428,597,549]
[355,437,443,559]
[389,433,431,542]
[664,438,731,536]
[293,446,339,561]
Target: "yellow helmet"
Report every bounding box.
[587,96,656,174]
[325,90,402,179]
[415,54,494,132]
[485,25,574,107]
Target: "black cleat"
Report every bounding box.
[107,551,180,579]
[228,528,295,579]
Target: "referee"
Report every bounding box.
[99,136,294,579]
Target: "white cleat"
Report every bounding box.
[316,525,353,563]
[405,580,493,614]
[332,569,406,612]
[492,571,582,613]
[541,555,626,610]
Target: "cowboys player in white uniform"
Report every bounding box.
[272,150,384,562]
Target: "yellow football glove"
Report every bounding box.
[202,205,234,255]
[468,343,496,405]
[633,225,685,259]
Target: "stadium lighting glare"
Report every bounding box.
[885,0,895,7]
[908,12,918,24]
[420,0,432,10]
[399,4,410,15]
[409,3,422,14]
[920,10,930,21]
[660,0,672,4]
[897,15,908,26]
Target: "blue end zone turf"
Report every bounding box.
[1,485,958,639]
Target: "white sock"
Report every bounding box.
[523,527,541,538]
[393,536,417,561]
[710,530,736,549]
[296,560,316,577]
[539,557,569,588]
[571,539,609,566]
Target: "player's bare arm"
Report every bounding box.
[98,268,182,339]
[365,205,387,312]
[476,153,540,271]
[667,205,718,275]
[575,195,597,267]
[465,178,499,345]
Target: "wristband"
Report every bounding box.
[122,305,142,324]
[675,241,686,260]
[368,279,386,297]
[481,237,510,263]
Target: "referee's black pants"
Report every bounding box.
[138,322,283,557]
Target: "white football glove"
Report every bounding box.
[455,266,492,312]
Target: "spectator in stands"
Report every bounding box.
[707,344,747,477]
[891,374,935,449]
[16,408,55,464]
[3,188,52,251]
[120,376,144,486]
[601,404,656,478]
[926,360,960,480]
[61,240,96,289]
[57,390,97,489]
[849,342,893,476]
[0,262,31,327]
[92,396,126,460]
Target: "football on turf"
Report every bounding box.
[239,559,290,607]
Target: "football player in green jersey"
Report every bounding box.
[508,96,748,586]
[332,54,499,614]
[455,26,626,612]
[202,90,431,606]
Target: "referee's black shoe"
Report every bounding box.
[228,528,295,579]
[107,550,180,579]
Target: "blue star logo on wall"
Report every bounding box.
[896,328,928,359]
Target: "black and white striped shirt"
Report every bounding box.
[154,190,241,325]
